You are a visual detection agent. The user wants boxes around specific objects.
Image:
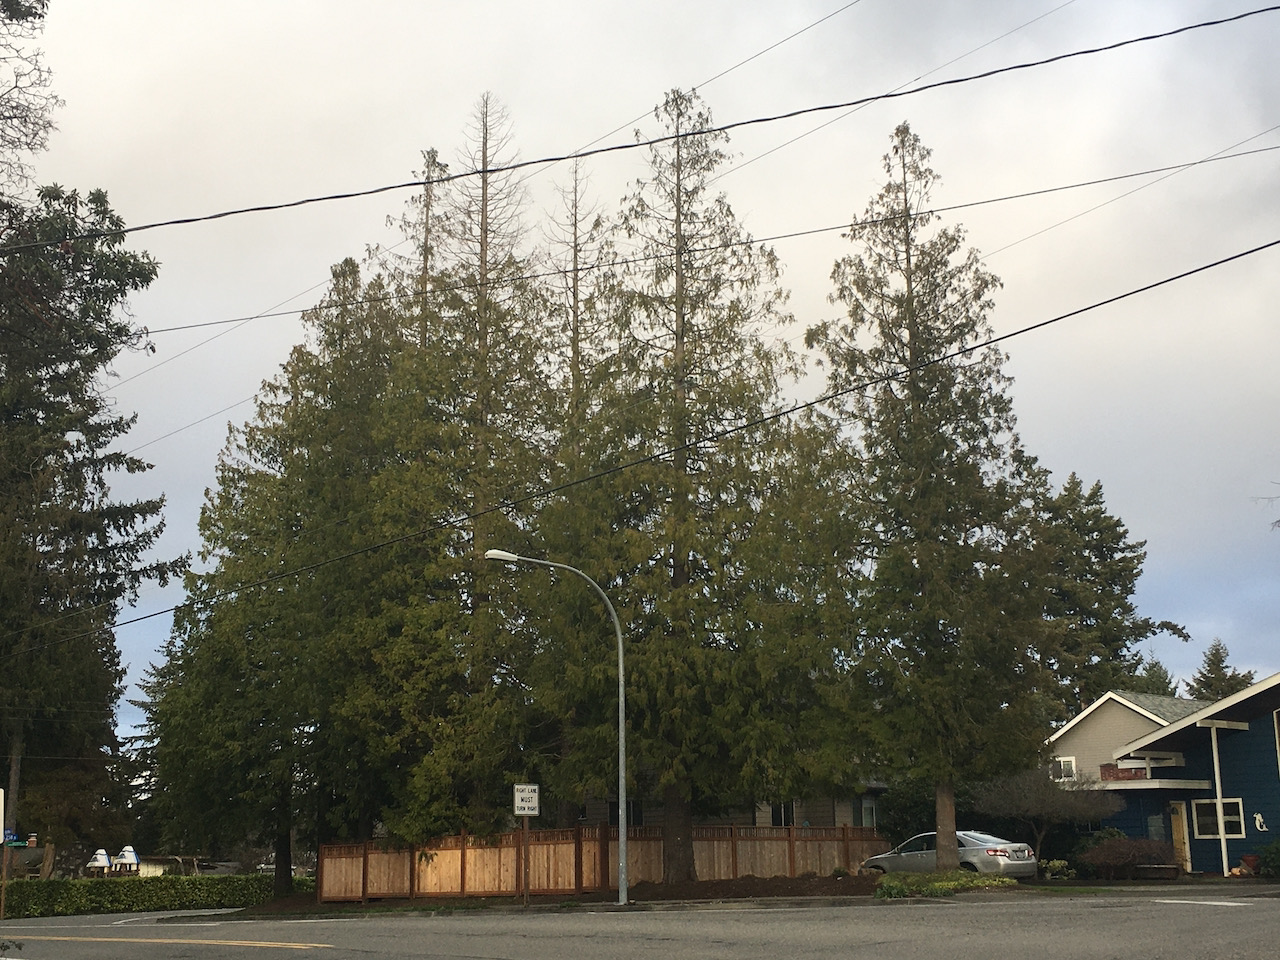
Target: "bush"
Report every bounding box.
[1038,859,1076,880]
[1077,837,1174,881]
[874,871,1019,900]
[1256,839,1280,878]
[2,874,279,919]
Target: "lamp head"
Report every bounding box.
[484,549,521,562]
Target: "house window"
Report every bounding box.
[860,795,878,829]
[1192,799,1246,839]
[1051,757,1077,781]
[771,801,796,827]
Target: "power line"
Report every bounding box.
[47,134,1280,640]
[1,5,1272,258]
[713,0,1080,184]
[6,233,1275,663]
[133,142,1280,340]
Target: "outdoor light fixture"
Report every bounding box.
[484,548,629,906]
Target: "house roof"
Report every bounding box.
[1115,670,1280,759]
[1049,689,1210,744]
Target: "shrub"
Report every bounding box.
[2,874,279,919]
[1038,859,1076,880]
[1256,839,1280,878]
[1078,837,1174,881]
[874,871,1019,899]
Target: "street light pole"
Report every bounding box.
[484,549,628,906]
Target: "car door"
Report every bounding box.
[895,833,937,872]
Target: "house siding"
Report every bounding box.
[1110,717,1280,873]
[1054,700,1162,781]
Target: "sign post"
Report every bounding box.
[514,784,539,907]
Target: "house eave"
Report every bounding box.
[1101,779,1212,791]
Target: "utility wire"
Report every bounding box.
[1,5,1272,257]
[133,142,1280,339]
[712,0,1079,184]
[55,135,1280,640]
[6,234,1276,662]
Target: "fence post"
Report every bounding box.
[574,824,583,894]
[787,825,796,878]
[730,824,739,880]
[361,842,370,904]
[317,845,326,903]
[409,845,416,900]
[599,821,610,891]
[460,829,467,895]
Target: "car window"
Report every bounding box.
[899,834,932,853]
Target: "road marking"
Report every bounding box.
[1152,899,1249,907]
[11,935,331,949]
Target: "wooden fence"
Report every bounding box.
[318,825,888,902]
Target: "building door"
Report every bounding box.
[1169,801,1191,873]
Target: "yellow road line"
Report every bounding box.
[11,934,331,949]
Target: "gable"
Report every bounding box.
[1052,699,1166,781]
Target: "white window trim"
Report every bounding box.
[1191,798,1246,839]
[1051,756,1077,781]
[1274,710,1279,782]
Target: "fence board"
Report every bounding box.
[318,825,889,901]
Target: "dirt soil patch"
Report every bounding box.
[242,873,878,916]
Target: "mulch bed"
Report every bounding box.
[243,872,879,915]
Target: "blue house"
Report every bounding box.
[1110,671,1280,874]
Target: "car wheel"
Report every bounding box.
[958,862,978,872]
[860,866,885,876]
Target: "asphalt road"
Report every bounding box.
[3,889,1279,959]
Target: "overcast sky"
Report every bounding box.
[30,0,1280,732]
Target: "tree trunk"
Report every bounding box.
[273,778,293,898]
[935,779,959,871]
[6,730,22,835]
[661,779,697,883]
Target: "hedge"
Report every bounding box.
[2,874,288,918]
[874,870,1019,899]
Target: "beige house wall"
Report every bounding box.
[1052,699,1162,780]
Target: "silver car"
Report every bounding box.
[861,830,1037,878]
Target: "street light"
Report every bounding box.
[484,549,629,906]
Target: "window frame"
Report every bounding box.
[1051,756,1077,782]
[1191,798,1246,839]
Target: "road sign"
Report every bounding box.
[513,783,540,817]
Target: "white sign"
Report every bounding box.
[513,783,540,817]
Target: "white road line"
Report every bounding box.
[1152,899,1249,907]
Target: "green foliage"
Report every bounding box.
[1183,639,1255,701]
[1255,838,1280,878]
[1127,656,1180,697]
[0,186,181,842]
[1038,475,1188,715]
[1038,859,1076,880]
[808,123,1055,865]
[874,870,1018,899]
[2,874,277,919]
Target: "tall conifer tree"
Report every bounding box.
[808,124,1052,871]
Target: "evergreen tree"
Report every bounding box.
[1038,474,1187,714]
[807,124,1053,871]
[604,89,797,881]
[355,94,555,840]
[0,186,182,839]
[143,259,407,894]
[1127,656,1180,698]
[1183,638,1255,702]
